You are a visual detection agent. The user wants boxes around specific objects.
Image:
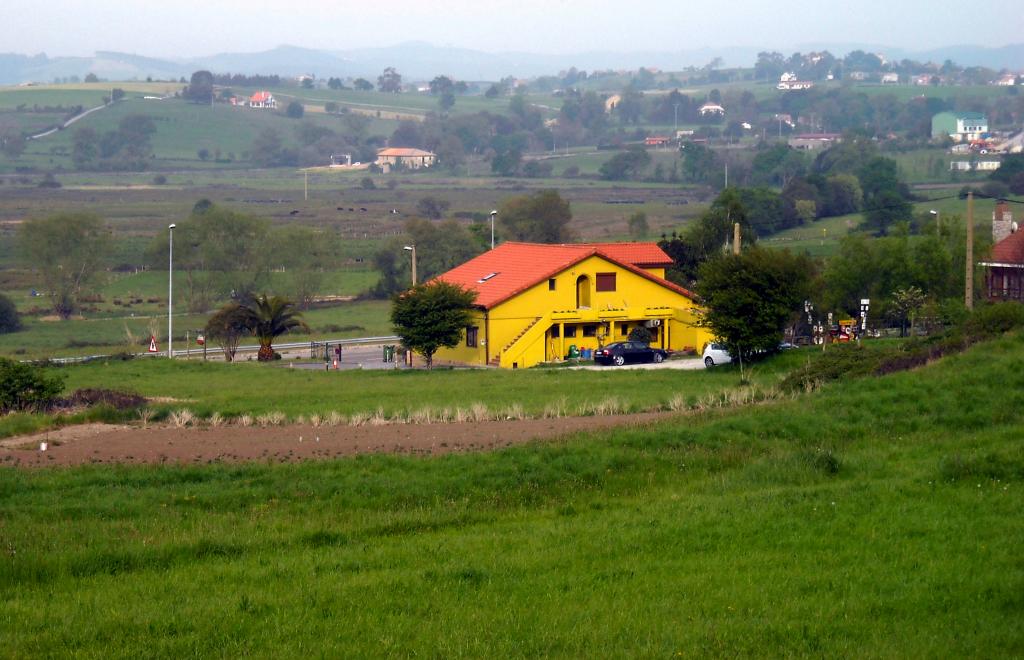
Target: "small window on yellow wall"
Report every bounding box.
[564,326,576,338]
[548,278,556,291]
[620,324,629,336]
[466,326,478,348]
[596,272,616,292]
[582,325,597,337]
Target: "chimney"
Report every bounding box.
[993,200,1013,244]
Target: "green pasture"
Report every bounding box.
[44,347,799,421]
[2,332,1022,655]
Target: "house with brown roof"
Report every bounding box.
[431,242,712,368]
[376,147,436,173]
[981,200,1024,302]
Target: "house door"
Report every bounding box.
[576,275,591,309]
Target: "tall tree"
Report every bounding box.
[498,189,573,243]
[183,70,214,104]
[19,213,110,319]
[377,67,402,93]
[697,248,813,377]
[390,281,477,368]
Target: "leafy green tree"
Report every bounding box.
[0,293,21,333]
[273,226,333,308]
[146,205,269,312]
[72,127,99,168]
[680,141,719,184]
[390,281,477,368]
[416,196,450,220]
[251,128,297,167]
[204,303,251,362]
[19,213,110,319]
[285,101,305,119]
[0,358,64,412]
[697,248,814,376]
[237,294,309,361]
[598,147,651,180]
[498,189,573,243]
[353,78,373,91]
[183,70,214,104]
[627,212,649,239]
[890,286,926,337]
[377,67,402,93]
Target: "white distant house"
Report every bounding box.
[777,80,814,90]
[698,102,725,116]
[932,111,989,142]
[995,74,1018,86]
[780,72,799,83]
[881,73,900,84]
[950,160,1001,172]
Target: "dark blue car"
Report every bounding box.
[594,341,669,366]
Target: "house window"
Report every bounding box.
[620,324,629,336]
[596,272,616,292]
[550,325,560,338]
[466,326,478,348]
[548,278,556,291]
[582,325,597,337]
[564,325,576,338]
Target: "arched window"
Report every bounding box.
[576,275,591,309]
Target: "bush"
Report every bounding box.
[0,293,21,333]
[0,359,64,412]
[963,302,1024,338]
[152,174,167,185]
[627,326,652,344]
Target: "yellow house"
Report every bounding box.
[433,242,712,368]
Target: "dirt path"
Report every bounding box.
[0,412,676,468]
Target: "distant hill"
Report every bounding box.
[0,41,1020,85]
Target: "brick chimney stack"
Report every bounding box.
[993,200,1013,244]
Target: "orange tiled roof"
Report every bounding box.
[250,91,273,102]
[377,148,435,157]
[990,230,1024,265]
[435,242,693,310]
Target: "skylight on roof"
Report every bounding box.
[477,272,499,283]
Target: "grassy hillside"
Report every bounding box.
[2,332,1022,655]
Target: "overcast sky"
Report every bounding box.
[4,0,1022,58]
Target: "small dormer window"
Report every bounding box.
[477,272,499,283]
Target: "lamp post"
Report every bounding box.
[929,209,939,234]
[167,223,176,358]
[489,210,497,250]
[403,245,417,285]
[673,103,680,136]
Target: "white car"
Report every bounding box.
[702,342,732,368]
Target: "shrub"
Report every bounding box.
[963,302,1024,338]
[152,174,167,185]
[0,359,64,412]
[627,326,653,345]
[0,293,21,333]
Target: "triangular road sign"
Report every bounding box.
[148,335,158,353]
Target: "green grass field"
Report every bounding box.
[2,332,1021,655]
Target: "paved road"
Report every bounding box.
[28,103,109,140]
[569,357,705,371]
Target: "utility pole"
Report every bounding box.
[733,222,741,255]
[966,191,974,310]
[724,162,728,188]
[304,171,308,201]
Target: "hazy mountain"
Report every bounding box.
[0,42,1020,86]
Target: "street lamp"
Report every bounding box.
[929,209,940,233]
[167,223,176,359]
[489,210,497,250]
[403,245,417,285]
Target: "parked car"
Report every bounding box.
[702,342,732,368]
[594,341,669,366]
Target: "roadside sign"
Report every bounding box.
[148,336,158,353]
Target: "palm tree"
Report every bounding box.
[238,294,309,361]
